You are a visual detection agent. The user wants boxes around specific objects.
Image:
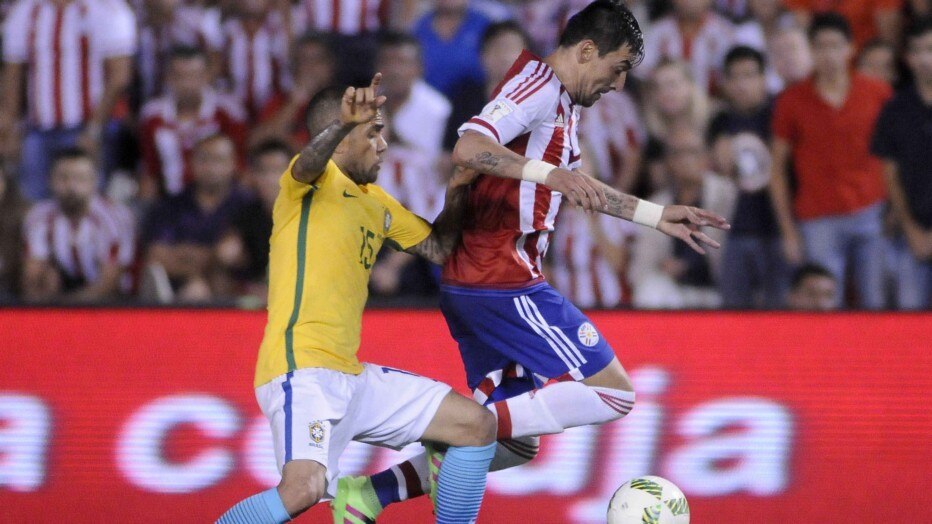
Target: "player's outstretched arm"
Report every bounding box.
[452,130,608,212]
[590,175,731,255]
[292,74,386,185]
[405,166,478,265]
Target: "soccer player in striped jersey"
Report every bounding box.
[336,1,731,520]
[217,75,497,524]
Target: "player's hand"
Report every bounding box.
[449,165,479,189]
[545,168,607,213]
[340,73,387,127]
[656,205,730,255]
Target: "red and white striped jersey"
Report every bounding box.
[139,89,247,195]
[447,50,581,288]
[639,14,735,91]
[378,143,445,222]
[549,206,638,309]
[296,0,388,35]
[23,196,135,284]
[579,90,645,184]
[137,5,223,100]
[2,0,137,130]
[220,14,289,119]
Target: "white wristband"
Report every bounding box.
[522,159,556,185]
[632,199,664,229]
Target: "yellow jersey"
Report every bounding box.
[254,158,431,387]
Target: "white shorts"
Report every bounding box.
[255,363,451,497]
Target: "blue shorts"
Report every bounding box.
[440,282,616,404]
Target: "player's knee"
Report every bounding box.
[462,406,497,446]
[278,461,326,515]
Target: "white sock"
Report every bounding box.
[490,437,540,471]
[488,382,635,439]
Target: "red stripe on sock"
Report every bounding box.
[495,401,513,439]
[398,461,424,498]
[597,392,634,414]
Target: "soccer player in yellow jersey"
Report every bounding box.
[217,75,498,524]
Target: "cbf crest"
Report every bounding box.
[383,210,392,233]
[309,421,325,447]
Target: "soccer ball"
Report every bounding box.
[607,475,690,524]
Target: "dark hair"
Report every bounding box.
[724,45,766,75]
[51,147,93,171]
[305,85,346,137]
[808,12,852,42]
[791,263,836,289]
[558,0,644,65]
[168,44,208,63]
[906,18,932,45]
[481,20,532,53]
[249,139,294,167]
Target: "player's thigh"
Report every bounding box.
[581,356,632,390]
[419,390,497,447]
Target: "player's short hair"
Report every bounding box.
[306,85,346,137]
[168,44,208,64]
[249,139,294,167]
[791,263,836,289]
[808,12,852,42]
[481,20,532,53]
[376,31,421,59]
[50,147,94,172]
[558,0,644,66]
[723,45,766,75]
[906,18,932,45]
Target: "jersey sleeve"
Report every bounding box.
[278,156,336,200]
[457,77,555,146]
[371,186,431,251]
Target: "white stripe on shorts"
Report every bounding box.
[513,296,575,369]
[523,296,588,366]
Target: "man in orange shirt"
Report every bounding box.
[769,13,892,309]
[785,0,901,46]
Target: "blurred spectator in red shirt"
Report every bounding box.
[21,148,135,303]
[140,134,250,303]
[640,0,736,92]
[1,0,136,200]
[139,46,247,199]
[785,0,902,46]
[249,32,335,151]
[770,13,892,309]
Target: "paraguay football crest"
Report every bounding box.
[577,322,599,347]
[309,421,325,447]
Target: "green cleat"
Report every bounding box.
[424,442,445,508]
[330,476,383,524]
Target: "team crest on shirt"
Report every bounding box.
[483,100,515,123]
[383,210,392,232]
[309,421,325,446]
[577,322,599,347]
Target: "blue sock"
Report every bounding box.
[216,487,291,524]
[434,443,496,524]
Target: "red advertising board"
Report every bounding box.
[1,309,930,523]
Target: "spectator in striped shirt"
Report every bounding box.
[20,147,135,303]
[1,0,137,201]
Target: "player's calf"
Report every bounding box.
[277,460,327,515]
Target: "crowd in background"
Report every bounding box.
[0,0,929,310]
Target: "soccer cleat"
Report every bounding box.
[330,476,382,524]
[424,442,445,508]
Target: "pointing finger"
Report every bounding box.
[370,72,382,90]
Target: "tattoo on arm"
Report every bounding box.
[292,119,354,184]
[463,151,523,180]
[601,184,641,221]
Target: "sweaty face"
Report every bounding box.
[576,44,634,107]
[481,31,526,87]
[167,57,209,102]
[51,158,97,216]
[811,30,853,76]
[343,113,387,184]
[790,275,837,311]
[192,138,238,190]
[907,32,932,83]
[724,59,767,111]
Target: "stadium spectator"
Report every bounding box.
[640,0,736,92]
[0,165,28,300]
[138,46,248,199]
[857,38,899,84]
[375,32,451,161]
[785,0,902,46]
[295,0,416,35]
[787,263,838,310]
[135,0,223,101]
[733,0,799,92]
[769,26,815,89]
[216,139,292,304]
[630,125,737,309]
[413,0,491,99]
[443,20,529,151]
[871,20,932,309]
[219,0,291,121]
[20,148,134,303]
[1,0,137,200]
[770,13,892,309]
[710,46,787,308]
[140,134,250,303]
[249,32,335,150]
[581,90,645,192]
[642,59,712,195]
